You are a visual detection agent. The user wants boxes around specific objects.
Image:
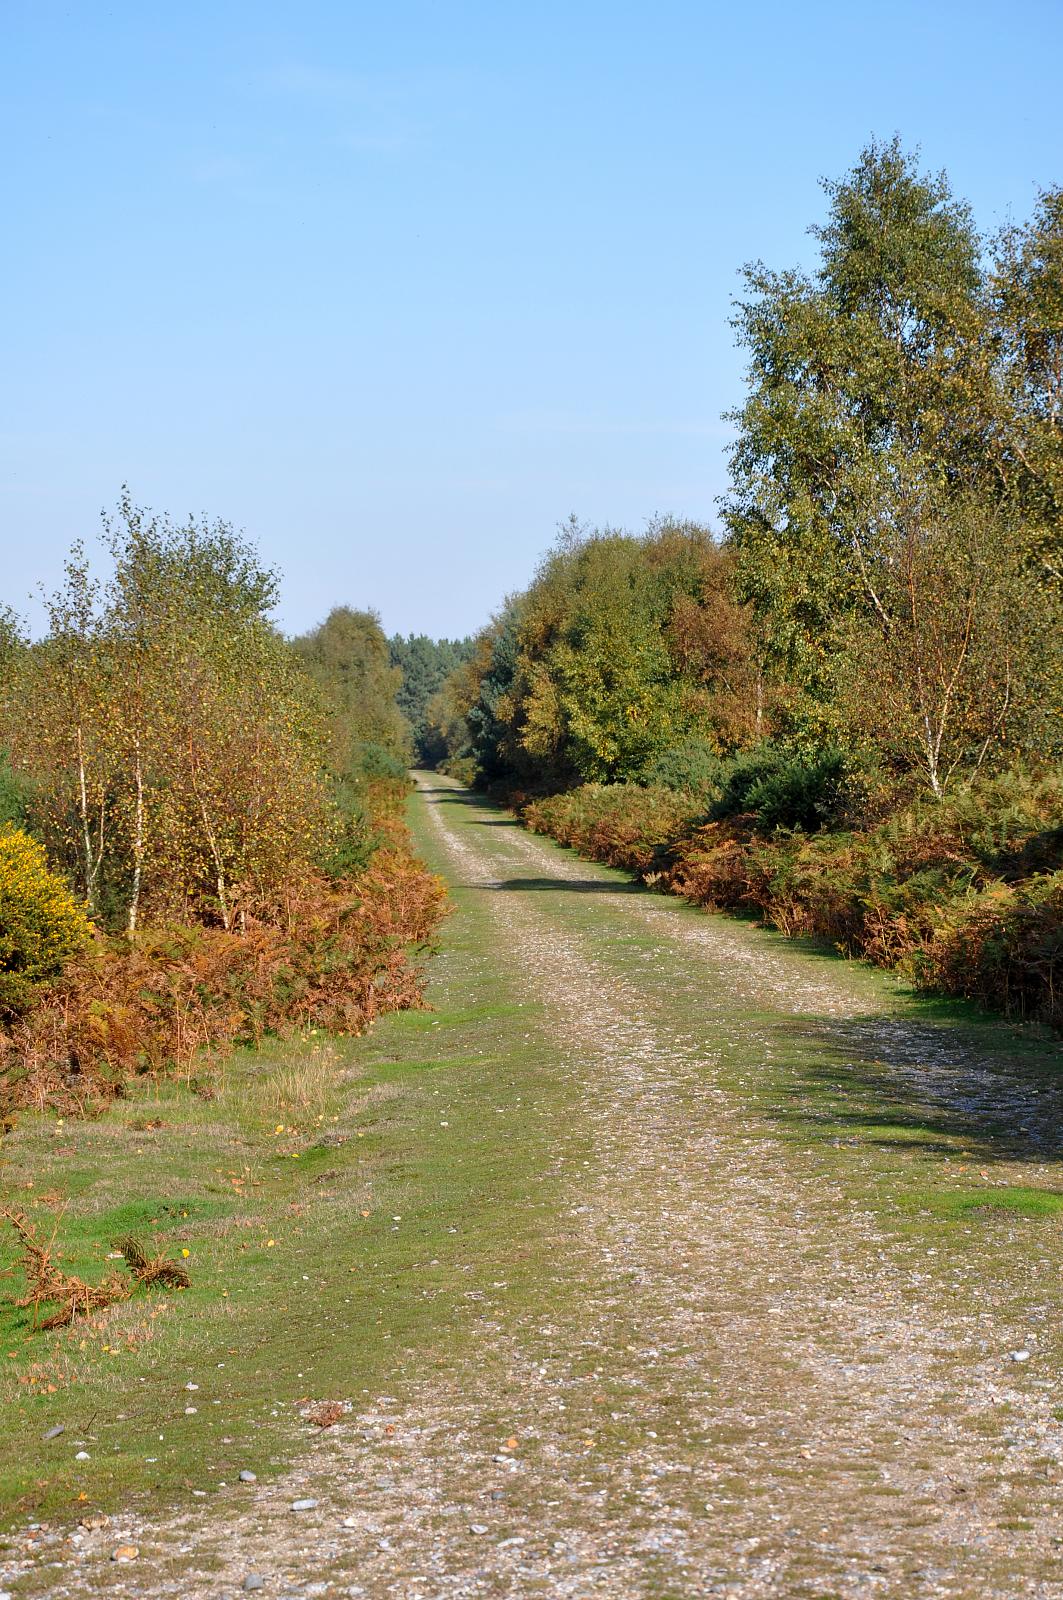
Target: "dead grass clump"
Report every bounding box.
[298,1397,352,1428]
[112,1233,192,1290]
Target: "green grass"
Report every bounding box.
[900,1185,1063,1221]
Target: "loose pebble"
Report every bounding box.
[239,1470,258,1483]
[75,1450,90,1461]
[468,1522,489,1535]
[243,1577,265,1592]
[43,1424,65,1441]
[291,1497,319,1511]
[1010,1350,1032,1362]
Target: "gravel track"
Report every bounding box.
[13,775,1063,1600]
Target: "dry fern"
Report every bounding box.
[2,1210,191,1330]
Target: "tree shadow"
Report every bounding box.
[485,875,642,895]
[766,1010,1063,1165]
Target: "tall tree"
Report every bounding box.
[724,139,994,698]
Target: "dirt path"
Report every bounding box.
[13,775,1063,1599]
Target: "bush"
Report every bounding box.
[525,784,699,875]
[0,753,29,829]
[923,871,1062,1025]
[709,744,854,831]
[642,741,726,802]
[0,827,91,1015]
[0,849,446,1114]
[354,742,409,782]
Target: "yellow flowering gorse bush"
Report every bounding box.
[0,826,92,1015]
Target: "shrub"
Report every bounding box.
[0,753,29,829]
[919,872,1062,1024]
[0,827,91,1015]
[525,784,698,875]
[0,851,446,1114]
[642,741,726,802]
[354,742,409,782]
[521,765,1063,1028]
[709,744,854,831]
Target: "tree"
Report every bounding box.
[388,634,475,763]
[724,139,995,699]
[7,496,334,931]
[992,186,1063,582]
[838,496,1060,793]
[292,608,410,773]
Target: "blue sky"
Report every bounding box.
[4,1,1061,638]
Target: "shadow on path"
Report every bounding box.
[766,1013,1063,1165]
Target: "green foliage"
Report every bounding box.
[0,753,30,829]
[388,634,474,763]
[5,498,339,930]
[709,745,854,832]
[0,825,91,1015]
[292,607,410,776]
[354,742,409,782]
[433,520,761,791]
[724,141,1062,783]
[642,741,727,802]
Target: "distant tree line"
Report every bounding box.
[388,634,475,764]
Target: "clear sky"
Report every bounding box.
[4,1,1061,639]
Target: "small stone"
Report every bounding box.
[111,1545,139,1563]
[1010,1349,1032,1363]
[468,1523,489,1536]
[43,1424,65,1441]
[75,1450,90,1461]
[185,1382,199,1391]
[184,1406,198,1414]
[243,1577,265,1592]
[490,1489,506,1501]
[239,1470,258,1483]
[291,1497,318,1511]
[342,1515,358,1528]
